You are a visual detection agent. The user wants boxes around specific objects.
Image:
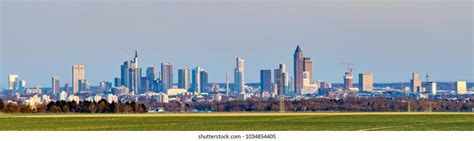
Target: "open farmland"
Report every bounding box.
[0,112,473,131]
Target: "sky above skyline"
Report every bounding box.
[1,0,473,89]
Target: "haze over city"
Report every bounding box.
[1,0,473,88]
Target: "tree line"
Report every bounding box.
[0,99,147,113]
[1,97,473,113]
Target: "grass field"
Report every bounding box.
[0,112,473,131]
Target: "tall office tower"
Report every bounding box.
[234,57,245,94]
[72,64,85,93]
[64,83,70,93]
[78,79,89,92]
[410,72,422,94]
[303,57,313,83]
[455,81,467,94]
[260,70,272,94]
[192,66,202,93]
[121,61,130,87]
[427,81,437,94]
[293,45,304,96]
[358,73,374,92]
[121,50,141,94]
[226,72,230,96]
[161,62,173,91]
[274,64,289,96]
[178,69,191,91]
[18,80,26,94]
[343,65,353,90]
[146,67,156,91]
[114,78,121,87]
[200,70,209,93]
[8,74,19,94]
[52,76,60,94]
[139,77,149,93]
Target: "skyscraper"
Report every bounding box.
[72,64,85,93]
[293,45,304,96]
[455,81,467,94]
[18,80,26,94]
[343,65,353,90]
[200,70,209,93]
[161,62,173,91]
[192,66,202,93]
[178,69,191,90]
[8,74,19,94]
[121,50,140,94]
[410,72,422,94]
[52,76,60,94]
[260,70,272,94]
[146,67,157,91]
[358,73,373,92]
[427,81,437,94]
[303,57,313,83]
[275,64,288,96]
[234,57,245,94]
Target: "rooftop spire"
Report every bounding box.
[135,50,138,58]
[295,45,302,53]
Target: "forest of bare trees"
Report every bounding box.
[1,97,473,113]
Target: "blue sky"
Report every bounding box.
[1,0,473,88]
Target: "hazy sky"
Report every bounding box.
[1,0,473,88]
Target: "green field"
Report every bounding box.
[0,113,473,131]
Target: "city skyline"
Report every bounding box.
[1,0,473,88]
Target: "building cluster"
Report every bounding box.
[2,46,473,107]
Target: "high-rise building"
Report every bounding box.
[121,50,140,94]
[139,77,149,93]
[161,62,173,91]
[18,80,26,94]
[455,81,467,94]
[192,66,202,93]
[78,79,89,92]
[260,70,272,94]
[200,70,209,93]
[234,57,245,94]
[410,72,422,94]
[358,73,373,92]
[343,65,353,90]
[64,83,70,93]
[178,69,191,90]
[275,64,288,96]
[303,57,313,83]
[72,64,85,93]
[146,67,157,91]
[8,74,19,94]
[293,45,304,96]
[52,76,60,94]
[114,77,121,87]
[427,81,437,95]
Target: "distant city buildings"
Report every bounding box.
[121,50,141,94]
[72,64,85,93]
[8,74,19,94]
[358,73,373,92]
[410,72,422,94]
[343,64,353,90]
[260,70,272,94]
[275,64,288,96]
[192,66,202,94]
[456,81,467,94]
[178,69,191,90]
[293,46,304,96]
[427,81,437,95]
[52,76,60,94]
[161,62,173,91]
[234,57,245,94]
